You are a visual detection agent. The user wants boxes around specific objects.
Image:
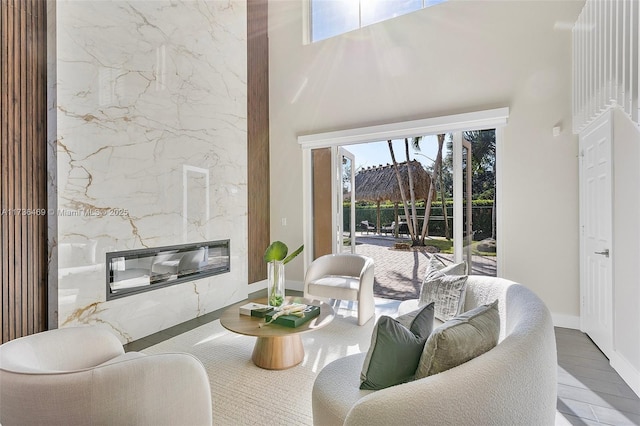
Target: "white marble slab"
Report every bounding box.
[54,0,247,343]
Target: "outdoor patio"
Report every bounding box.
[352,232,497,301]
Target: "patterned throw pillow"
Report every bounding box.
[360,302,435,390]
[424,255,467,280]
[419,274,468,321]
[419,256,468,321]
[415,299,500,379]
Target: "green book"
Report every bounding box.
[265,305,321,328]
[250,306,275,318]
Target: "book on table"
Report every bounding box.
[239,302,275,318]
[265,305,321,327]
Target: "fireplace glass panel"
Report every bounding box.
[106,240,230,299]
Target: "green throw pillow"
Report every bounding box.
[360,302,435,390]
[415,299,500,379]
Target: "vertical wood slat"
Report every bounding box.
[1,0,8,341]
[1,0,48,343]
[247,0,270,284]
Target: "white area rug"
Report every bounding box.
[142,299,400,425]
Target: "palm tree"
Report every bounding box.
[388,135,447,246]
[387,140,416,238]
[419,134,445,242]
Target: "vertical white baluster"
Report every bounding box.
[571,22,579,133]
[615,0,620,105]
[617,0,623,106]
[608,0,613,105]
[580,11,584,130]
[630,0,637,120]
[590,0,595,121]
[622,0,627,115]
[580,8,589,127]
[599,0,604,111]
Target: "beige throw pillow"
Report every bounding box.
[424,256,467,280]
[414,299,500,379]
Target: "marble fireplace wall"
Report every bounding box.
[55,0,247,343]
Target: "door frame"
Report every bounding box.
[299,108,509,273]
[337,147,356,254]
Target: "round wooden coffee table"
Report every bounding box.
[220,296,334,370]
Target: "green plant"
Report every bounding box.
[263,241,304,306]
[263,241,304,264]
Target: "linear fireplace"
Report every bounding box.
[106,240,230,300]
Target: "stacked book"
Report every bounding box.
[239,302,275,318]
[265,304,321,328]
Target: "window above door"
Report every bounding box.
[309,0,448,43]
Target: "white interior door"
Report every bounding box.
[580,111,613,359]
[337,147,356,253]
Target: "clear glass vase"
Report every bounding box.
[267,260,285,307]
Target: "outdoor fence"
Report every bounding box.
[345,204,495,241]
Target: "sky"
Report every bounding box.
[343,135,441,173]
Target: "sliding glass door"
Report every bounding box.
[454,130,497,276]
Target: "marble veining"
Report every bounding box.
[54,0,247,343]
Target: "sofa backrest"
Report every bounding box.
[346,276,558,426]
[0,326,124,373]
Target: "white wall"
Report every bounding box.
[54,0,248,343]
[269,0,584,322]
[612,107,640,394]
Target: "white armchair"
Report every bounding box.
[304,253,375,326]
[0,326,213,426]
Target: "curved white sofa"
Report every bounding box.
[312,275,558,426]
[0,326,213,426]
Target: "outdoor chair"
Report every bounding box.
[303,253,375,326]
[360,220,375,234]
[381,221,395,235]
[398,222,410,236]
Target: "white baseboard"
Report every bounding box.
[610,351,640,398]
[552,313,580,329]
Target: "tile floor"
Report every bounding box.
[555,327,640,425]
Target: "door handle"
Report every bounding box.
[594,249,610,258]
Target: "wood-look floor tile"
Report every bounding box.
[590,404,640,425]
[558,384,640,415]
[557,397,599,421]
[558,353,618,373]
[558,370,640,400]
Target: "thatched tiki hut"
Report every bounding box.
[354,160,433,234]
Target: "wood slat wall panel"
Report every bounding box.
[1,0,48,343]
[247,0,270,284]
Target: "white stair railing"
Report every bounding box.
[573,0,639,133]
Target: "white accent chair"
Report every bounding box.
[304,253,375,326]
[0,326,213,426]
